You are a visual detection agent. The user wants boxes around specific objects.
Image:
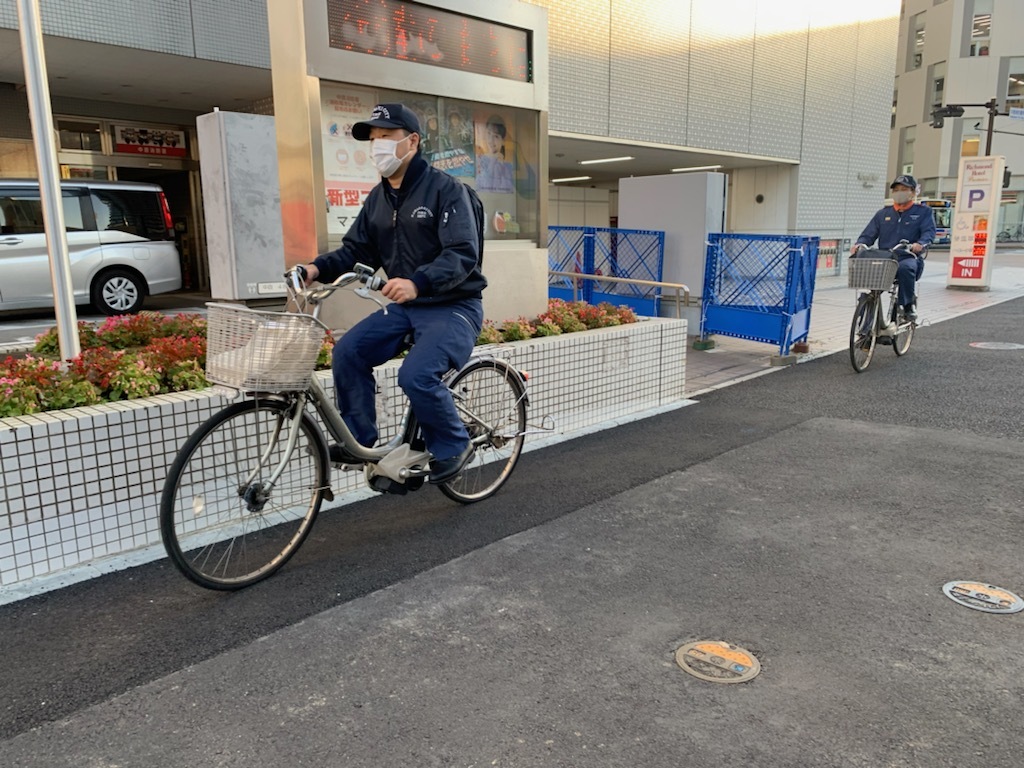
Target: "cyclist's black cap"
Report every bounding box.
[351,103,421,141]
[890,174,918,190]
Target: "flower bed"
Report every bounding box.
[0,316,687,594]
[0,300,637,418]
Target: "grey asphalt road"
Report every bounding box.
[0,297,1022,767]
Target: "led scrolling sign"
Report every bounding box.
[326,0,532,83]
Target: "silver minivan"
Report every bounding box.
[0,179,183,315]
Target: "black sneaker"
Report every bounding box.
[428,442,475,485]
[904,304,919,324]
[329,443,364,467]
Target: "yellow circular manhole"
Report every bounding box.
[675,640,761,683]
[942,581,1024,614]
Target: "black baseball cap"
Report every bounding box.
[890,174,918,190]
[351,103,421,141]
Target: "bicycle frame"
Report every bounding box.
[251,266,528,487]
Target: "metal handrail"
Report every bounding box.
[547,270,691,318]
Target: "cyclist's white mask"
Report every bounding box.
[370,135,414,178]
[891,190,914,205]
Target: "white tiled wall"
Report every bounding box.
[0,319,686,590]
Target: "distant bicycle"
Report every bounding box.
[996,225,1024,243]
[847,242,917,373]
[160,264,530,590]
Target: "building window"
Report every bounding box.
[961,136,980,157]
[968,0,991,57]
[1007,58,1024,108]
[899,125,916,175]
[907,12,925,70]
[926,62,946,121]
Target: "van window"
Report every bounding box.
[0,189,87,234]
[90,189,166,240]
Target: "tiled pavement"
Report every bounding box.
[685,250,1024,396]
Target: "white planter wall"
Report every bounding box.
[0,319,686,592]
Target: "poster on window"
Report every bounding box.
[113,125,187,158]
[403,99,475,178]
[474,110,516,195]
[321,84,380,237]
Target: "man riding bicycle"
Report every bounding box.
[303,103,486,485]
[850,174,935,323]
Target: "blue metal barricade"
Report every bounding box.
[701,234,820,356]
[547,226,665,315]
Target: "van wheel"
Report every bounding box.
[92,269,145,315]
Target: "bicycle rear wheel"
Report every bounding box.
[160,398,328,590]
[849,294,878,373]
[439,360,527,504]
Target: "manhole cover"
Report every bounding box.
[942,581,1024,614]
[675,640,760,683]
[969,342,1024,350]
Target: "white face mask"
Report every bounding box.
[891,190,914,205]
[370,136,413,178]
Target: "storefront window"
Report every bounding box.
[320,83,540,244]
[58,119,102,152]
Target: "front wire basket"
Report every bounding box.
[848,257,899,291]
[205,303,328,391]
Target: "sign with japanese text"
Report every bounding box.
[113,125,187,158]
[320,84,380,238]
[947,155,1005,289]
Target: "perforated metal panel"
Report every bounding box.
[528,0,611,135]
[609,0,692,146]
[687,0,757,154]
[192,0,271,69]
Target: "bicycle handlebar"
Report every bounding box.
[283,262,387,315]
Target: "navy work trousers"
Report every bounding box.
[331,298,483,462]
[895,255,925,306]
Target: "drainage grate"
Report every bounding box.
[675,641,761,683]
[969,342,1024,350]
[942,581,1024,614]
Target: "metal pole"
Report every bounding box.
[986,98,997,156]
[16,0,80,362]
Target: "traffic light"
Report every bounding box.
[930,104,965,128]
[1005,167,1012,188]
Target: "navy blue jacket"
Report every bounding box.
[855,202,936,251]
[313,154,486,304]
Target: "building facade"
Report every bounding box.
[892,0,1023,236]
[0,0,901,291]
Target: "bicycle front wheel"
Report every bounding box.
[849,294,878,373]
[440,360,527,504]
[891,294,915,356]
[160,398,329,590]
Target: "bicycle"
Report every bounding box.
[996,225,1023,243]
[160,264,530,590]
[847,243,918,373]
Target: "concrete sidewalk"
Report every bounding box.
[685,250,1024,395]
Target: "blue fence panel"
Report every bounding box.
[547,226,665,316]
[701,234,820,356]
